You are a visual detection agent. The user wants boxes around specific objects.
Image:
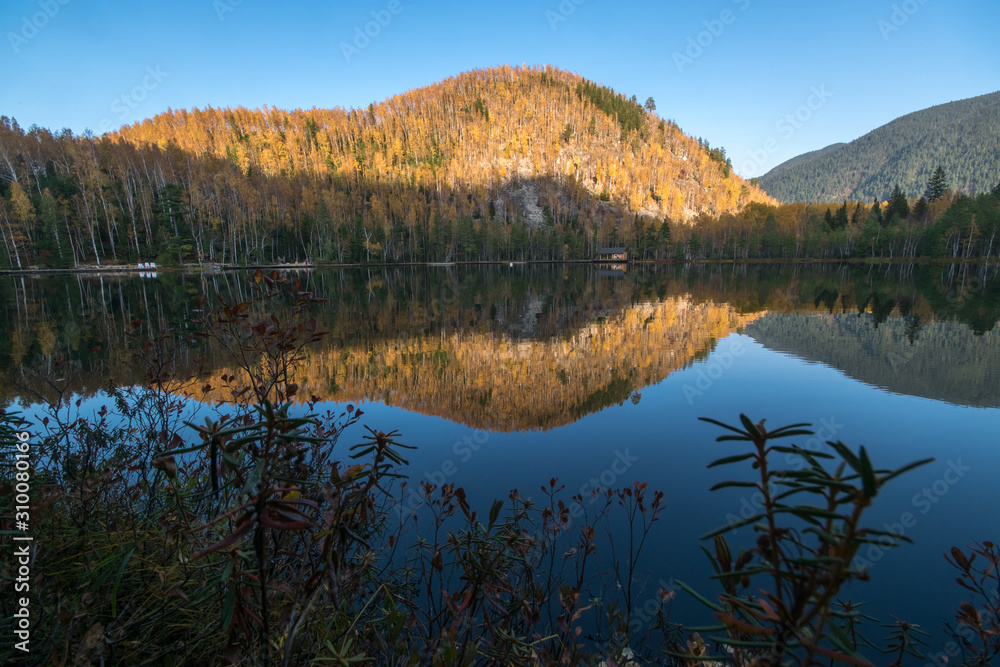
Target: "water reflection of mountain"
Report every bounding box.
[2,263,998,427]
[0,266,761,430]
[745,313,1000,408]
[271,298,760,431]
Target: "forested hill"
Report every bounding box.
[760,143,846,179]
[758,91,1000,203]
[0,65,772,269]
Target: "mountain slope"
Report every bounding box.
[0,65,774,269]
[758,92,1000,203]
[114,66,770,224]
[761,142,846,179]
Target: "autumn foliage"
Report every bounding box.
[0,65,773,268]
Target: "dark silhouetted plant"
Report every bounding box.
[944,541,1000,665]
[667,414,934,666]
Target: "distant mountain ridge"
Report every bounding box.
[758,92,1000,203]
[762,143,846,179]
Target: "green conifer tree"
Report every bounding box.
[888,184,910,220]
[912,196,929,223]
[834,202,850,230]
[872,197,884,226]
[924,166,948,202]
[851,202,867,227]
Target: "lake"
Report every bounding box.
[3,261,999,655]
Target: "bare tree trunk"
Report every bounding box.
[64,212,79,268]
[0,214,17,269]
[0,209,23,269]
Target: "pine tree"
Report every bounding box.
[644,97,656,113]
[888,184,910,220]
[154,183,191,265]
[871,198,884,226]
[924,166,948,202]
[833,202,850,230]
[687,232,701,259]
[851,202,867,227]
[657,218,671,259]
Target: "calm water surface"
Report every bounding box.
[3,262,999,648]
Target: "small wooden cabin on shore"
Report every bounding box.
[596,247,629,262]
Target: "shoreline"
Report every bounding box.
[0,256,997,276]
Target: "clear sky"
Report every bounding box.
[2,0,997,177]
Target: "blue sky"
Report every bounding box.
[2,0,997,177]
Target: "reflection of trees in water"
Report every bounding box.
[283,296,758,431]
[745,313,1000,408]
[2,263,998,423]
